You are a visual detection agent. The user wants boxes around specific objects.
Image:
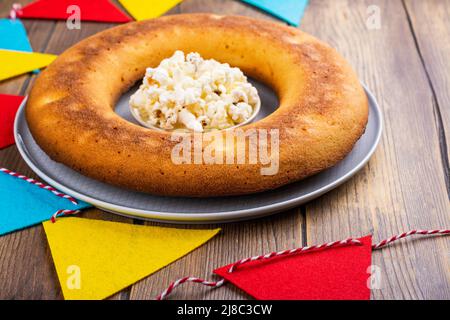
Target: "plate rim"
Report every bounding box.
[14,84,383,223]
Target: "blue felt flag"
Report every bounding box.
[241,0,309,26]
[0,18,33,52]
[0,169,91,236]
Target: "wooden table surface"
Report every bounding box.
[0,0,449,300]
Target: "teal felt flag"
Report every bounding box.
[0,169,91,236]
[241,0,309,26]
[0,18,32,52]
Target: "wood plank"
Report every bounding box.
[129,0,304,300]
[1,0,448,300]
[300,0,450,299]
[404,0,450,196]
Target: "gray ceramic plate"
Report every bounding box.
[14,81,382,223]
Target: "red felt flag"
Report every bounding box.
[214,235,373,300]
[0,94,24,149]
[16,0,131,23]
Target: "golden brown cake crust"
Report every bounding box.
[26,14,368,197]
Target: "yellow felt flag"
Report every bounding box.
[0,49,56,81]
[43,217,220,300]
[119,0,182,21]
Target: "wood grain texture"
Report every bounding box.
[0,0,449,300]
[403,0,450,196]
[300,0,450,299]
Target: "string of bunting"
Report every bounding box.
[156,229,450,300]
[9,1,309,25]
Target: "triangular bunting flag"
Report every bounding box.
[0,49,56,81]
[241,0,309,26]
[0,94,25,149]
[0,169,91,236]
[43,217,220,300]
[17,0,131,23]
[0,19,33,52]
[214,235,372,300]
[118,0,182,21]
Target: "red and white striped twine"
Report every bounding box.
[0,167,78,205]
[156,277,225,300]
[228,237,361,273]
[157,229,450,300]
[50,209,80,223]
[371,229,450,249]
[9,3,22,19]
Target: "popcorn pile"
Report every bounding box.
[130,51,260,132]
